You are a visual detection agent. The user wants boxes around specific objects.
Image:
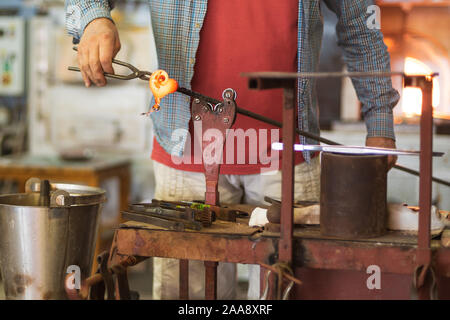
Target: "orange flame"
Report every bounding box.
[402,57,440,117]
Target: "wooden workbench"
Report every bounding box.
[0,154,130,202]
[108,219,450,300]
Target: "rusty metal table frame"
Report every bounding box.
[242,72,439,299]
[106,226,450,299]
[107,72,444,300]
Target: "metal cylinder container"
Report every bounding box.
[0,180,106,299]
[320,152,388,239]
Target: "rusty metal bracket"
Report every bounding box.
[98,251,115,300]
[191,88,237,206]
[110,256,135,300]
[260,270,272,300]
[259,262,301,300]
[65,250,140,300]
[410,264,438,300]
[260,263,300,300]
[90,255,106,300]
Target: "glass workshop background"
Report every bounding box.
[0,0,448,299]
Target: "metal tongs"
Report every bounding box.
[68,47,152,81]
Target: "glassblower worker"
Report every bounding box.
[65,0,400,299]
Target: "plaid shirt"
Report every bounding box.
[65,0,400,159]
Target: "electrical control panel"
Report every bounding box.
[0,17,25,96]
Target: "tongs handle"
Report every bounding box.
[68,46,151,81]
[67,66,135,80]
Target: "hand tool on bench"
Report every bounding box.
[152,199,249,222]
[265,196,319,225]
[188,202,249,222]
[131,201,214,226]
[122,204,205,231]
[121,210,187,231]
[68,49,450,188]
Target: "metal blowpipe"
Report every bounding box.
[271,143,444,157]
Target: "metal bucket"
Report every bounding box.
[0,179,106,299]
[320,152,388,239]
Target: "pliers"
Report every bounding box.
[68,47,152,81]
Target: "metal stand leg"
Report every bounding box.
[279,86,295,265]
[204,261,218,300]
[404,75,436,300]
[417,76,434,300]
[179,259,189,300]
[107,232,146,300]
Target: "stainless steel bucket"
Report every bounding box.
[0,179,106,299]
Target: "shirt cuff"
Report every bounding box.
[80,4,113,36]
[364,109,396,141]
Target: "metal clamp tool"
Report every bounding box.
[191,88,237,205]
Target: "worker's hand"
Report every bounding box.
[77,18,121,87]
[366,137,397,171]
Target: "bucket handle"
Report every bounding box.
[25,177,44,193]
[50,190,73,208]
[25,178,73,207]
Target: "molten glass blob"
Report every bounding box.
[146,70,178,115]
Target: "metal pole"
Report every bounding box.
[417,76,433,299]
[279,85,296,264]
[179,260,189,300]
[418,77,433,251]
[204,261,218,300]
